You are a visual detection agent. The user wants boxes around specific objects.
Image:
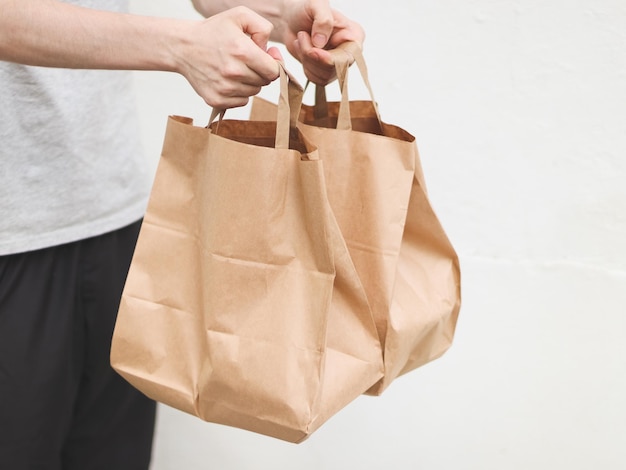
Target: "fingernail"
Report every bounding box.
[312,34,327,48]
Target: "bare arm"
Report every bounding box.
[0,0,180,70]
[0,0,364,107]
[0,0,281,108]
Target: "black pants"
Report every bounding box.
[0,221,156,470]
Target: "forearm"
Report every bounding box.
[0,0,192,71]
[192,0,288,43]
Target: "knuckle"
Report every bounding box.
[216,81,237,98]
[221,63,244,80]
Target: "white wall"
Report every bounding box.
[129,1,626,468]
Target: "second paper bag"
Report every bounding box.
[111,67,383,443]
[251,44,461,395]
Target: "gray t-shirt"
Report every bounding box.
[0,0,151,255]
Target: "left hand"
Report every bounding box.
[280,0,365,85]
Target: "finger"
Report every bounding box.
[297,31,333,66]
[202,90,250,110]
[236,6,273,51]
[243,49,280,83]
[235,8,279,81]
[212,96,250,109]
[325,10,365,48]
[266,46,284,63]
[204,82,262,109]
[307,0,334,48]
[218,56,273,88]
[295,32,334,85]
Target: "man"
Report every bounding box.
[0,1,364,468]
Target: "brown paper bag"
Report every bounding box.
[251,44,461,395]
[111,66,383,443]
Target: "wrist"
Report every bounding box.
[154,18,199,75]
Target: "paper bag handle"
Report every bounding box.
[209,62,303,150]
[275,63,304,149]
[317,42,382,131]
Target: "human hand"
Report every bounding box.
[279,0,365,85]
[176,6,283,109]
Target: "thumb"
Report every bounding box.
[309,2,334,48]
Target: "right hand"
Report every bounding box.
[175,6,283,109]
